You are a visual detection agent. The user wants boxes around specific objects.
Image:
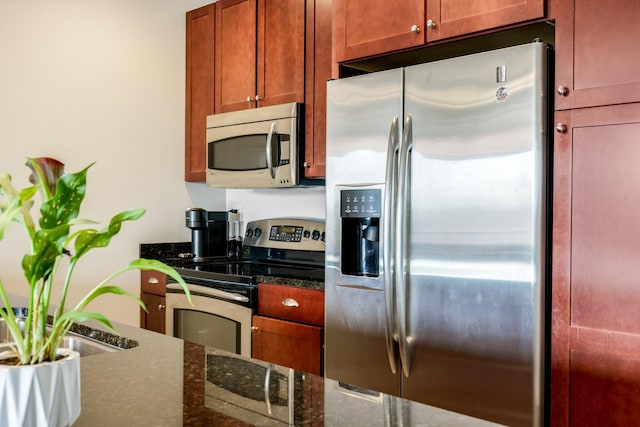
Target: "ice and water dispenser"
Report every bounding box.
[340,188,381,277]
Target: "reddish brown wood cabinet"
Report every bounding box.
[140,270,167,334]
[554,0,640,110]
[215,0,305,113]
[333,0,544,62]
[252,283,324,376]
[304,0,332,178]
[185,4,215,182]
[552,103,640,426]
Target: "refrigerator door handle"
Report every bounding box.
[396,114,413,378]
[383,115,400,375]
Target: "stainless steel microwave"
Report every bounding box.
[206,102,309,188]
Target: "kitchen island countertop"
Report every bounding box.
[3,294,502,426]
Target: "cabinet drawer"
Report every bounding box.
[258,283,324,326]
[140,270,167,296]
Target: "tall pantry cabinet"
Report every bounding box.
[551,0,640,425]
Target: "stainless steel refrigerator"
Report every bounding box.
[324,42,550,427]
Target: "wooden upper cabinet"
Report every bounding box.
[333,0,544,63]
[185,3,215,182]
[215,0,305,113]
[554,0,640,110]
[215,0,257,112]
[427,0,544,42]
[333,0,425,63]
[258,0,306,107]
[304,0,331,178]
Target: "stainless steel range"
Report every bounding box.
[164,218,325,357]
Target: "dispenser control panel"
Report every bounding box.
[340,189,382,218]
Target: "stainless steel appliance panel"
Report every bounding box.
[325,69,404,396]
[400,44,547,426]
[325,42,549,427]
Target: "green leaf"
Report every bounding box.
[21,224,69,285]
[39,164,91,230]
[0,197,22,239]
[77,284,145,312]
[72,209,145,260]
[56,310,116,334]
[130,258,192,304]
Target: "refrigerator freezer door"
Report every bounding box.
[325,69,404,397]
[400,43,548,427]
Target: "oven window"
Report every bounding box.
[174,309,240,354]
[208,133,287,171]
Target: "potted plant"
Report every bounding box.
[0,157,190,426]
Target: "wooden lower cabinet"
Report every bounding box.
[252,315,323,376]
[140,270,167,334]
[552,103,640,426]
[140,292,166,334]
[253,283,325,376]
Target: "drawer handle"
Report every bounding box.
[148,276,159,284]
[282,298,299,307]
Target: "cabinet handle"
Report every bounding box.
[148,277,159,284]
[426,19,436,29]
[255,95,262,102]
[157,304,166,311]
[556,123,568,133]
[246,96,254,103]
[251,326,259,332]
[410,24,420,34]
[557,85,569,96]
[303,161,311,168]
[282,298,299,307]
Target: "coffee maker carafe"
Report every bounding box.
[185,208,239,260]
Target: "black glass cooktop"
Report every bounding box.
[167,258,324,284]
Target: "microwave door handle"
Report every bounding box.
[266,121,278,178]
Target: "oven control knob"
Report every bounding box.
[254,227,262,238]
[303,230,311,238]
[246,228,254,238]
[312,230,321,240]
[321,232,325,242]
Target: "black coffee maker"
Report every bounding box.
[185,208,240,260]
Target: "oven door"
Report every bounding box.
[206,103,300,189]
[166,283,252,357]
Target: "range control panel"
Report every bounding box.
[244,218,325,251]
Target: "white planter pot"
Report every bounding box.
[0,344,81,427]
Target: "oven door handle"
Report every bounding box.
[166,283,249,303]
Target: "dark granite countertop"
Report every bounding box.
[4,294,502,426]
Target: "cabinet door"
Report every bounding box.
[304,0,331,179]
[332,0,425,63]
[426,0,543,42]
[140,292,166,334]
[252,315,323,376]
[215,0,258,113]
[554,0,640,110]
[256,0,305,107]
[185,3,215,182]
[552,104,640,426]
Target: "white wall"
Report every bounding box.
[0,0,325,327]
